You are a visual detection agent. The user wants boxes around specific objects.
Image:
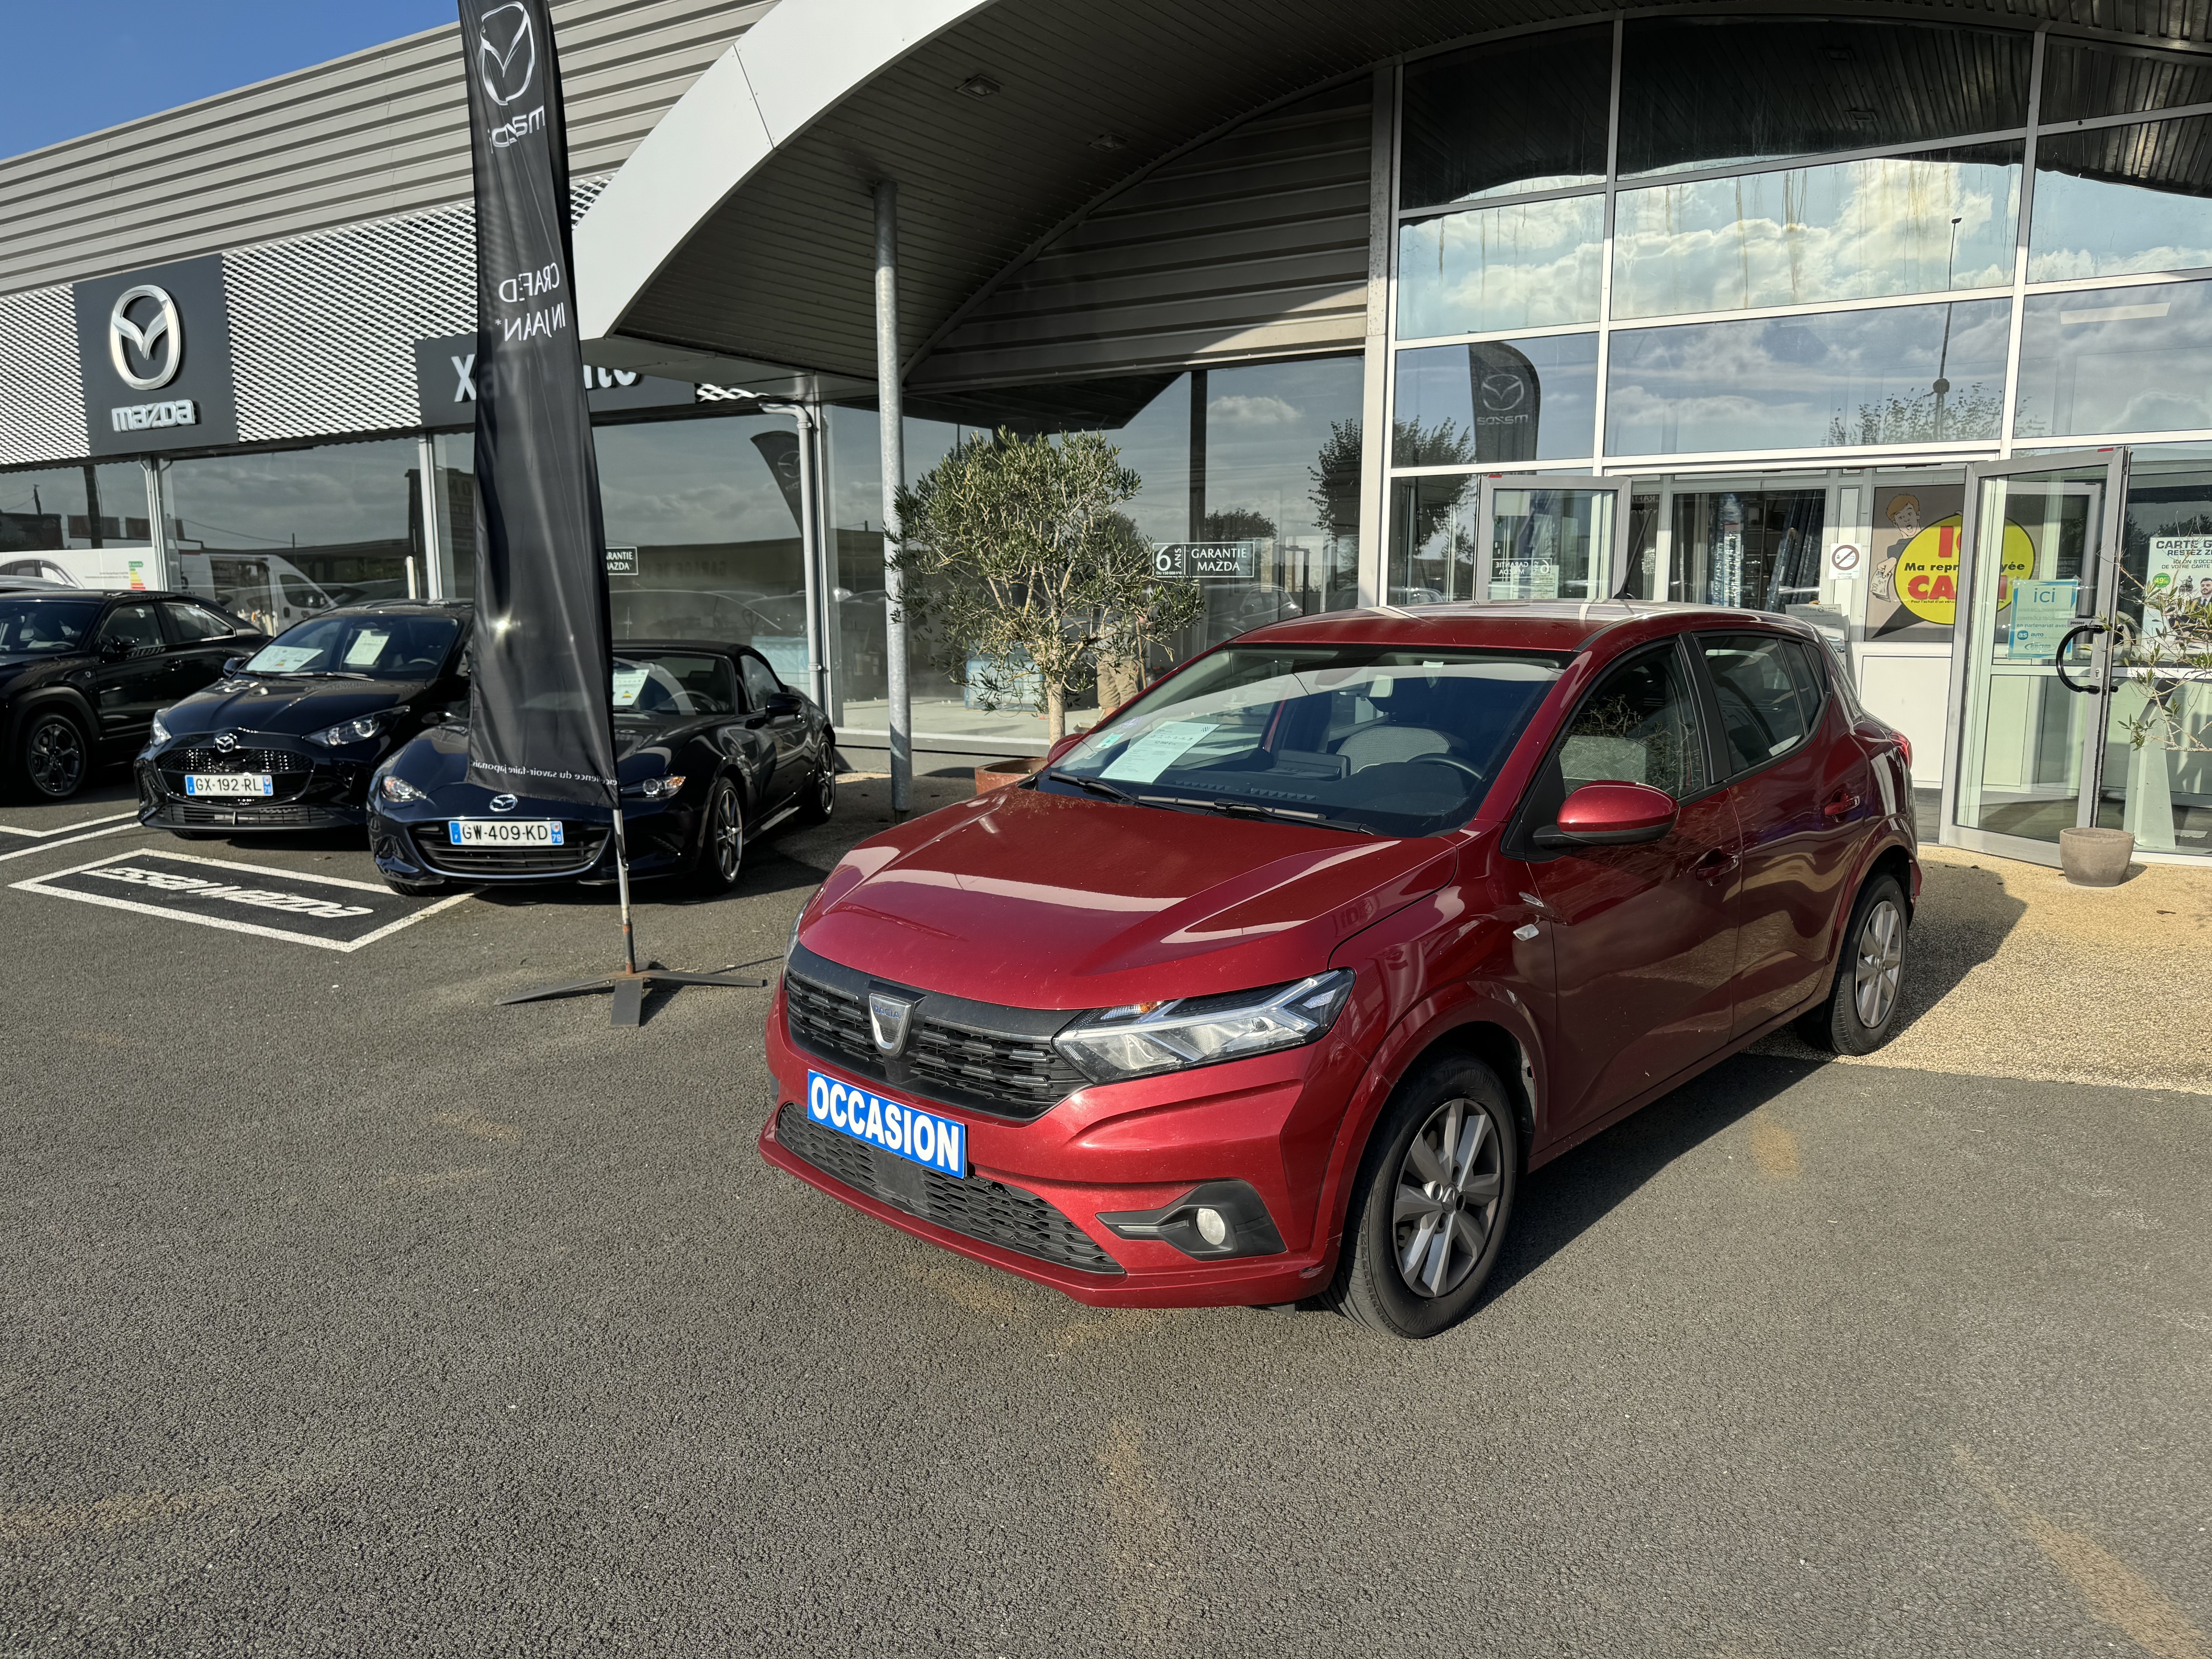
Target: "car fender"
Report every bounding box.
[6,683,101,750]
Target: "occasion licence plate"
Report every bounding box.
[805,1070,968,1177]
[185,773,272,797]
[448,819,564,846]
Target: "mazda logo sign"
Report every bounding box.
[1479,373,1527,413]
[489,793,518,812]
[109,285,182,393]
[475,3,536,106]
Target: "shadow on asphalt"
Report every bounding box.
[469,847,824,909]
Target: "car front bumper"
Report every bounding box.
[759,978,1353,1309]
[367,801,694,888]
[137,747,372,832]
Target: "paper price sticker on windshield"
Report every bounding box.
[610,667,649,708]
[343,629,390,667]
[253,646,321,672]
[1100,720,1218,783]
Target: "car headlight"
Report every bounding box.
[311,712,388,747]
[1053,969,1355,1083]
[627,773,687,801]
[150,709,173,743]
[378,772,429,804]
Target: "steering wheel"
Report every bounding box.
[1412,754,1486,784]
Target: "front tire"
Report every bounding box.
[690,778,745,893]
[16,711,90,801]
[1796,873,1908,1055]
[1325,1054,1520,1340]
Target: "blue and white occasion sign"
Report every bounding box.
[807,1070,967,1176]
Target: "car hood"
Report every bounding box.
[378,720,678,813]
[163,676,433,738]
[799,786,1459,1011]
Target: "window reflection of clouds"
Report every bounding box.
[164,440,417,550]
[1605,299,2011,455]
[2016,279,2212,437]
[1612,149,2019,319]
[1394,336,1599,462]
[1396,196,1604,339]
[2028,118,2212,281]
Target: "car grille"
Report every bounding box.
[784,970,1088,1121]
[159,745,316,801]
[411,824,610,876]
[775,1104,1121,1276]
[173,801,335,827]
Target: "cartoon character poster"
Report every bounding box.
[1866,483,1963,641]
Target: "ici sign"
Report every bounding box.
[72,256,239,456]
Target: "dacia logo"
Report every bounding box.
[109,286,182,393]
[489,794,517,812]
[867,991,917,1058]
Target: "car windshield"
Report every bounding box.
[0,599,102,656]
[1047,643,1568,837]
[610,652,737,718]
[243,614,462,679]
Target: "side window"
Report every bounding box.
[98,602,163,654]
[160,601,233,642]
[1698,633,1812,773]
[740,655,783,709]
[1782,638,1831,723]
[1522,643,1707,845]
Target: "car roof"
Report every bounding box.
[615,638,761,659]
[1233,600,1823,654]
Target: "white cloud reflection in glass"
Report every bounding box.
[1396,195,1604,340]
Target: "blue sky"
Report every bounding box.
[3,2,455,160]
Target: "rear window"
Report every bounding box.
[0,598,101,654]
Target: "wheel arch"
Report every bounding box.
[8,687,99,750]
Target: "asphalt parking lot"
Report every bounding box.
[3,768,2208,1657]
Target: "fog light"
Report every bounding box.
[1097,1181,1283,1261]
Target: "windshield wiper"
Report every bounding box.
[1137,793,1378,835]
[1044,768,1133,803]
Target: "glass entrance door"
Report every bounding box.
[1942,450,2128,863]
[1475,476,1628,602]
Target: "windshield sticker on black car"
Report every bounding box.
[12,847,469,951]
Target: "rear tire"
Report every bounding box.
[1324,1053,1520,1340]
[1796,873,1908,1056]
[690,778,745,893]
[794,762,836,827]
[15,711,90,801]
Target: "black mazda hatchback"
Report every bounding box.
[366,639,836,897]
[137,600,471,836]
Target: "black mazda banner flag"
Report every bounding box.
[456,0,618,808]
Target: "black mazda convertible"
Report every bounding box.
[366,639,836,897]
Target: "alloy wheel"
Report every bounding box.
[710,788,744,882]
[1391,1097,1503,1299]
[1853,898,1903,1028]
[816,766,836,819]
[25,717,86,799]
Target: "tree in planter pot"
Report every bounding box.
[891,429,1203,743]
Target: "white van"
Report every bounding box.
[7,547,337,632]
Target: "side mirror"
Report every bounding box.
[99,635,132,661]
[1533,781,1679,850]
[222,656,246,676]
[764,690,805,716]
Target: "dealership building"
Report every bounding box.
[4,0,2210,864]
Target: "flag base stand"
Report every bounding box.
[498,807,765,1027]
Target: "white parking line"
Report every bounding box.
[0,822,138,863]
[10,848,471,952]
[0,810,136,839]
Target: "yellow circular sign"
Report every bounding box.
[1894,515,2036,625]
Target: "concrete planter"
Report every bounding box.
[2059,826,2135,887]
[975,756,1047,793]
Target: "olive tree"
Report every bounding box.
[891,428,1202,741]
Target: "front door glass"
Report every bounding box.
[1480,479,1620,600]
[2100,454,2212,855]
[1951,459,2111,848]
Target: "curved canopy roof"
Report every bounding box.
[573,0,2212,397]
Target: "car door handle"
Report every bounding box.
[1692,847,1738,881]
[1822,792,1861,819]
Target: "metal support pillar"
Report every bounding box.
[1355,64,1396,608]
[762,400,830,715]
[417,433,448,600]
[874,180,911,817]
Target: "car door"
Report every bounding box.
[157,600,253,701]
[1692,631,1871,1037]
[87,600,173,746]
[739,651,807,811]
[1518,637,1743,1136]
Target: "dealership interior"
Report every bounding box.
[3,3,2210,865]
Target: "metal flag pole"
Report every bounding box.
[612,805,638,976]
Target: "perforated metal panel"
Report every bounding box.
[0,285,87,467]
[223,177,612,445]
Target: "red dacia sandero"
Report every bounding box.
[762,603,1918,1338]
